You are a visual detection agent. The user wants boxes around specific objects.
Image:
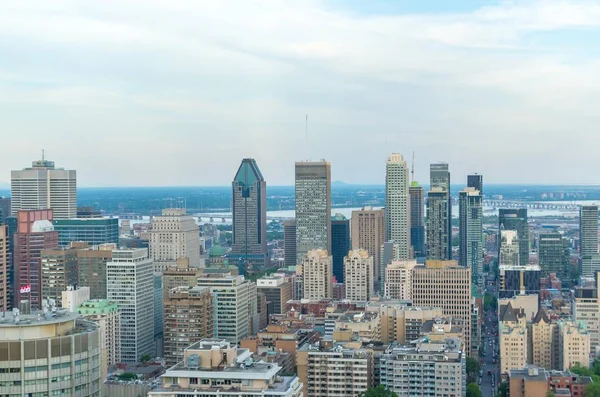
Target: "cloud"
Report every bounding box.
[0,0,599,186]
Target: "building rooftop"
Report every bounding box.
[78,299,119,315]
[337,312,378,324]
[0,306,79,328]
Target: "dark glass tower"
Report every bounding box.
[499,209,529,266]
[409,183,425,258]
[331,214,350,283]
[230,158,268,275]
[467,174,483,195]
[429,163,451,259]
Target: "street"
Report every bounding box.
[480,277,501,397]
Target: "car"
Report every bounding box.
[488,370,492,376]
[479,370,483,377]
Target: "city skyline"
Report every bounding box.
[1,1,600,186]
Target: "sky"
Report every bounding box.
[1,0,600,187]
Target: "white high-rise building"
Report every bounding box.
[384,260,417,300]
[301,249,333,300]
[295,161,331,262]
[344,249,374,301]
[106,248,155,363]
[150,208,201,273]
[11,157,77,219]
[385,154,411,260]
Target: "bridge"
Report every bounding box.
[193,213,291,222]
[482,200,581,211]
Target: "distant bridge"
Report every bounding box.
[482,200,580,211]
[193,213,291,222]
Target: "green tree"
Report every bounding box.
[140,353,152,363]
[495,382,507,397]
[546,392,556,397]
[466,382,482,397]
[357,386,399,397]
[585,383,600,397]
[484,293,498,311]
[466,357,481,382]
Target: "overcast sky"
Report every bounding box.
[1,0,599,187]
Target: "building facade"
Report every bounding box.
[426,188,450,260]
[0,225,7,311]
[331,214,350,283]
[538,232,569,278]
[385,153,411,260]
[77,243,114,299]
[283,219,297,267]
[499,208,529,266]
[11,157,77,219]
[430,163,451,259]
[53,217,119,247]
[467,174,483,194]
[41,246,79,305]
[344,249,374,301]
[257,276,293,315]
[383,260,417,300]
[301,250,333,300]
[580,205,599,258]
[499,230,520,267]
[230,158,268,273]
[409,183,425,258]
[351,207,385,282]
[499,264,541,299]
[459,187,483,287]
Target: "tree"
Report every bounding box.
[484,293,498,311]
[357,386,399,397]
[495,382,507,397]
[585,383,600,397]
[466,357,481,382]
[140,353,152,363]
[466,382,482,397]
[546,392,556,397]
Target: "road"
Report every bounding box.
[480,278,500,397]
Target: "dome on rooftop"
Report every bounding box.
[209,244,226,257]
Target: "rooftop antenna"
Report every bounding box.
[411,151,415,182]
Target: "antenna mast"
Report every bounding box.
[411,151,415,182]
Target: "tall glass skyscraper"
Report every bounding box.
[331,214,350,283]
[230,159,268,275]
[499,209,529,266]
[409,183,425,258]
[429,163,451,259]
[459,187,483,287]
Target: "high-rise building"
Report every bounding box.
[331,214,349,283]
[558,320,590,370]
[0,197,10,225]
[154,272,163,355]
[530,309,554,370]
[257,275,293,315]
[283,219,297,267]
[41,246,79,305]
[11,157,76,219]
[385,153,411,260]
[538,232,569,278]
[301,249,333,300]
[430,163,451,259]
[426,188,450,260]
[412,260,472,355]
[230,158,268,274]
[295,161,331,262]
[53,217,119,247]
[409,183,425,258]
[499,264,541,299]
[150,339,303,397]
[459,187,483,287]
[499,230,520,267]
[61,285,90,311]
[499,302,528,373]
[14,209,59,309]
[573,277,600,357]
[196,274,258,342]
[163,286,214,367]
[344,249,374,301]
[162,257,203,300]
[467,174,483,194]
[4,216,16,310]
[77,243,114,299]
[77,299,121,379]
[580,205,599,258]
[351,207,385,281]
[106,248,155,363]
[499,209,529,266]
[150,208,201,273]
[383,260,417,300]
[0,307,101,397]
[0,226,7,311]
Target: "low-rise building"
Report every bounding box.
[333,311,381,343]
[508,366,593,397]
[366,302,443,344]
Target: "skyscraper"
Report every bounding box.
[41,246,79,305]
[351,207,385,282]
[53,217,119,247]
[106,248,155,363]
[429,163,452,259]
[385,154,411,260]
[539,232,569,279]
[459,187,483,287]
[295,161,331,261]
[580,205,599,258]
[11,157,76,219]
[331,214,350,283]
[499,209,529,266]
[467,174,483,195]
[409,183,425,258]
[230,158,268,274]
[344,249,374,301]
[426,188,450,260]
[0,197,10,225]
[149,208,201,273]
[0,226,7,311]
[499,230,520,267]
[283,219,297,267]
[301,249,333,300]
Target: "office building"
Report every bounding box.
[257,275,293,315]
[508,367,593,397]
[162,257,203,299]
[581,256,600,279]
[385,153,411,260]
[154,272,163,355]
[499,209,529,266]
[0,197,10,224]
[78,299,121,378]
[0,226,7,311]
[409,183,425,258]
[499,302,528,373]
[4,216,16,310]
[383,260,417,300]
[351,207,385,282]
[0,305,101,397]
[580,205,599,257]
[283,219,296,267]
[380,240,399,284]
[149,339,303,397]
[14,209,59,309]
[430,163,451,259]
[295,161,331,262]
[41,246,79,305]
[539,232,569,278]
[53,217,119,247]
[573,281,600,356]
[499,264,541,299]
[467,173,483,194]
[331,214,349,283]
[77,243,114,299]
[344,249,374,301]
[197,274,258,342]
[499,230,520,267]
[426,188,450,260]
[61,285,90,311]
[11,156,76,219]
[297,339,373,397]
[163,286,214,367]
[301,249,333,300]
[412,261,472,355]
[380,338,466,397]
[230,158,268,274]
[106,248,155,363]
[459,187,483,287]
[150,208,201,273]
